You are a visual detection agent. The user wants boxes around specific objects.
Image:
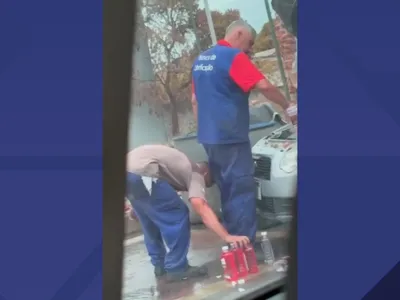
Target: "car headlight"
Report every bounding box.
[279,148,297,173]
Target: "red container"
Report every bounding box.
[244,244,259,274]
[220,246,239,283]
[231,244,248,279]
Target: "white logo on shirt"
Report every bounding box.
[198,54,216,61]
[193,64,214,72]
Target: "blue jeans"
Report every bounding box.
[126,173,190,272]
[202,142,257,243]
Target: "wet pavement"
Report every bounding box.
[122,225,289,300]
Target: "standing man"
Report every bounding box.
[191,20,297,246]
[126,145,249,282]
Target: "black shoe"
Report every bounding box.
[154,266,166,278]
[165,265,208,282]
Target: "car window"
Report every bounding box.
[124,0,296,299]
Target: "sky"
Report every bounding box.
[198,0,276,32]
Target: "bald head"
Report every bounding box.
[224,19,257,55]
[225,20,257,39]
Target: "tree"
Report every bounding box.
[253,22,274,53]
[132,10,166,119]
[195,9,241,51]
[142,0,199,135]
[142,1,242,136]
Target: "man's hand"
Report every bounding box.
[125,200,137,221]
[224,235,250,248]
[282,112,298,125]
[283,103,298,125]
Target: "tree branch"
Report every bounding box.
[155,73,166,86]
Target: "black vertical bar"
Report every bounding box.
[103,0,135,299]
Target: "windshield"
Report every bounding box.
[124,0,297,299]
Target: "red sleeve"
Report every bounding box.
[229,52,268,92]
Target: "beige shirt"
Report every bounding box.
[126,145,206,200]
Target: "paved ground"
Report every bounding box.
[122,225,289,300]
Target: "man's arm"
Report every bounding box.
[190,197,249,246]
[188,172,249,246]
[229,52,290,110]
[254,79,289,110]
[190,197,228,239]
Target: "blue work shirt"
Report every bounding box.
[192,40,265,144]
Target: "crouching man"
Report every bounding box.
[126,144,249,282]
